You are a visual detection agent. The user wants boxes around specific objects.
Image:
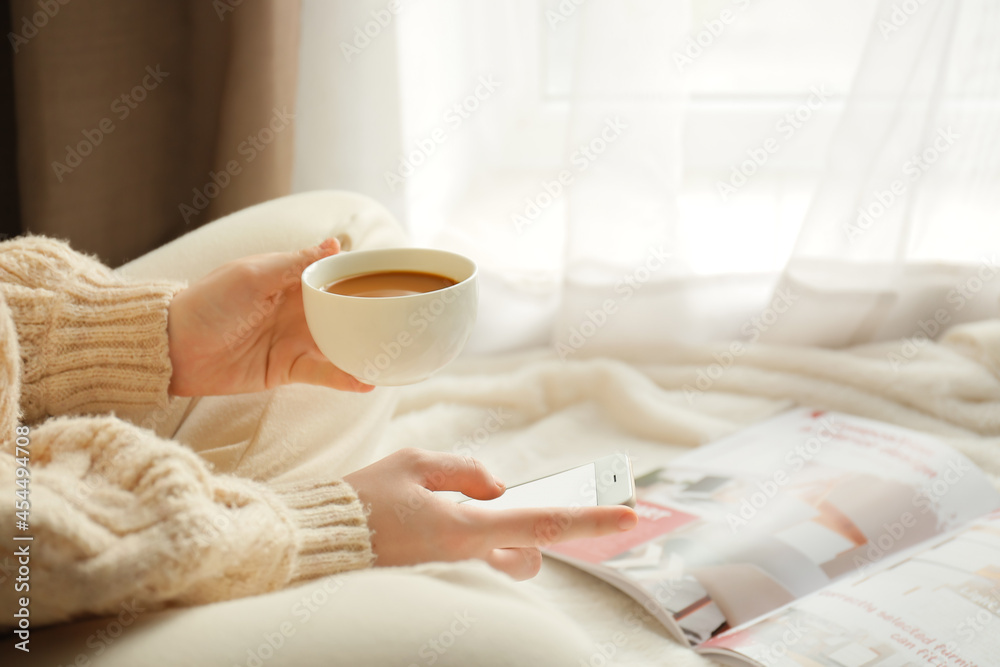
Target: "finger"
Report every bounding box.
[242,240,342,294]
[485,547,543,581]
[318,237,340,254]
[297,238,341,270]
[287,352,376,393]
[278,239,341,284]
[409,450,505,500]
[470,506,638,550]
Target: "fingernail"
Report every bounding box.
[351,376,374,392]
[494,476,505,489]
[618,512,638,530]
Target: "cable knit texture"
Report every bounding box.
[0,237,374,628]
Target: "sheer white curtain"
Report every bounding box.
[293,0,1000,356]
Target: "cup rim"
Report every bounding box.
[302,247,478,301]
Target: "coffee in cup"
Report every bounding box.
[323,270,457,298]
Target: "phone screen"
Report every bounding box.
[461,462,598,510]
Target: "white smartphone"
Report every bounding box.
[460,453,635,510]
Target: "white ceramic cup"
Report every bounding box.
[301,248,478,386]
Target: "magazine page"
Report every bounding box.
[699,512,1000,667]
[544,408,1000,647]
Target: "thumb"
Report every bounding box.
[287,353,375,393]
[249,238,341,293]
[292,237,341,274]
[416,452,505,500]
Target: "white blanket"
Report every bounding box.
[374,320,1000,666]
[118,192,1000,665]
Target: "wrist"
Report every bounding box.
[166,291,185,396]
[269,477,375,580]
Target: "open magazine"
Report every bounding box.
[545,408,1000,666]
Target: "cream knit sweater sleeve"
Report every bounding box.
[0,237,374,628]
[0,235,181,423]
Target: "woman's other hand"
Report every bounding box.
[167,239,373,396]
[345,449,639,580]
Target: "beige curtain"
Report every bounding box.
[10,0,300,266]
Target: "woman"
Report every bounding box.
[1,192,637,665]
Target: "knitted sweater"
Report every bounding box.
[0,237,374,628]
